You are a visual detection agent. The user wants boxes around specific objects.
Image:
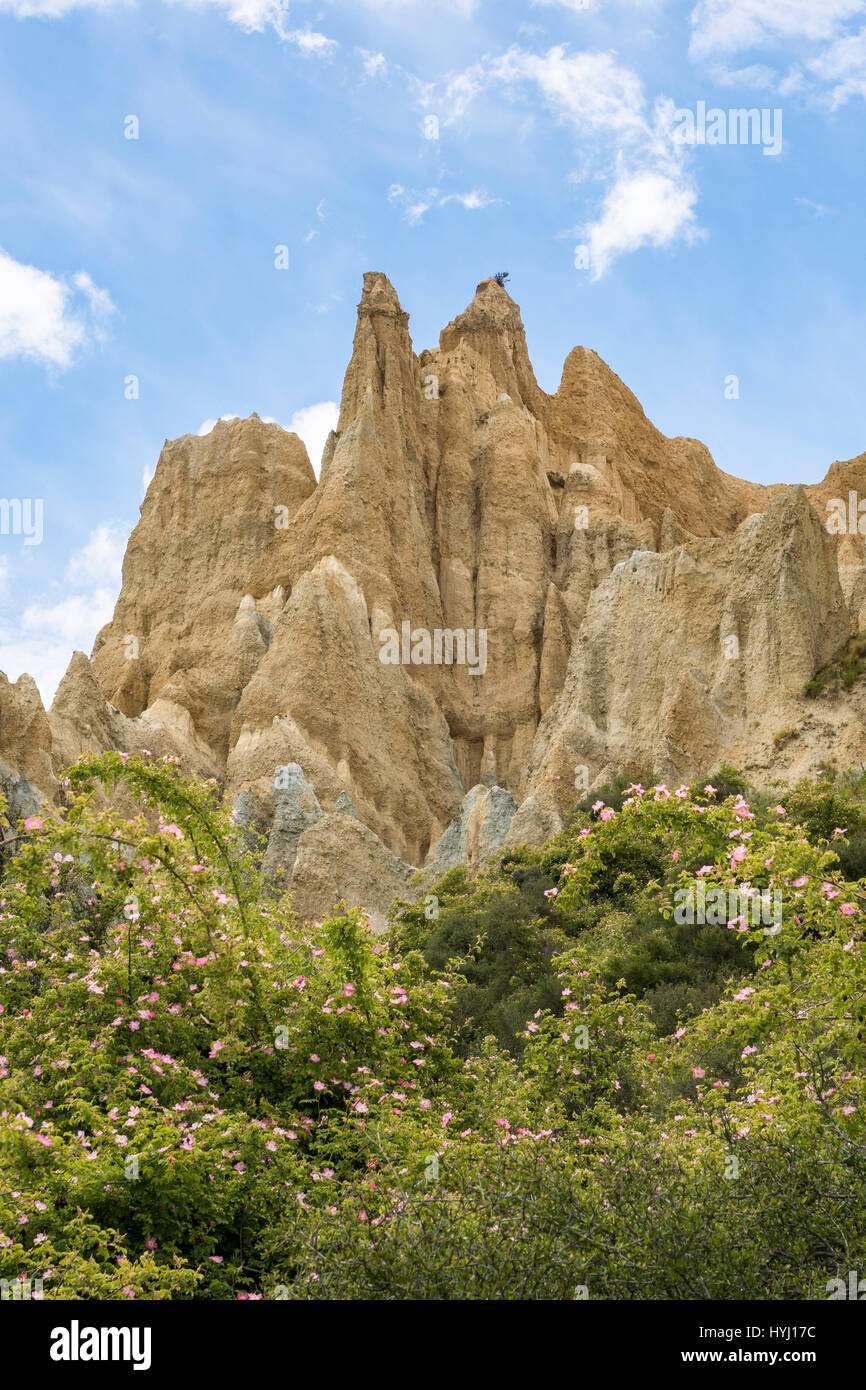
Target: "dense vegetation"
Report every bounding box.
[1,752,865,1299]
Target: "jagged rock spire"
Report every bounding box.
[2,273,864,921]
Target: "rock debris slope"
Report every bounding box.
[4,275,866,921]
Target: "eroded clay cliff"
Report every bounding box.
[4,274,866,921]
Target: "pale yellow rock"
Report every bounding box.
[288,813,417,932]
[0,671,55,815]
[4,274,866,918]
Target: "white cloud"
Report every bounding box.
[360,49,388,78]
[795,196,833,216]
[287,401,339,477]
[0,0,130,14]
[66,521,127,588]
[350,0,477,12]
[0,523,130,704]
[11,590,117,704]
[436,68,486,125]
[388,183,498,224]
[0,0,339,49]
[141,463,155,498]
[0,247,114,369]
[807,27,866,105]
[0,633,84,708]
[777,68,807,94]
[584,168,701,279]
[689,0,866,62]
[72,270,115,321]
[687,1,866,106]
[406,200,432,225]
[21,590,117,646]
[429,46,699,275]
[175,0,339,49]
[531,0,661,9]
[487,47,649,141]
[440,189,499,210]
[287,26,337,56]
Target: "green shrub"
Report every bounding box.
[2,758,865,1299]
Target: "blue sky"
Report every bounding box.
[1,0,866,702]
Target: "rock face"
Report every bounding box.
[0,672,55,820]
[4,273,866,918]
[425,785,520,879]
[90,415,317,761]
[519,488,852,825]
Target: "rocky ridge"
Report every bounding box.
[4,274,866,922]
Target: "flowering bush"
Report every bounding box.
[1,758,865,1298]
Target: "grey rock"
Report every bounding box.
[0,762,44,822]
[426,783,518,875]
[261,763,325,887]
